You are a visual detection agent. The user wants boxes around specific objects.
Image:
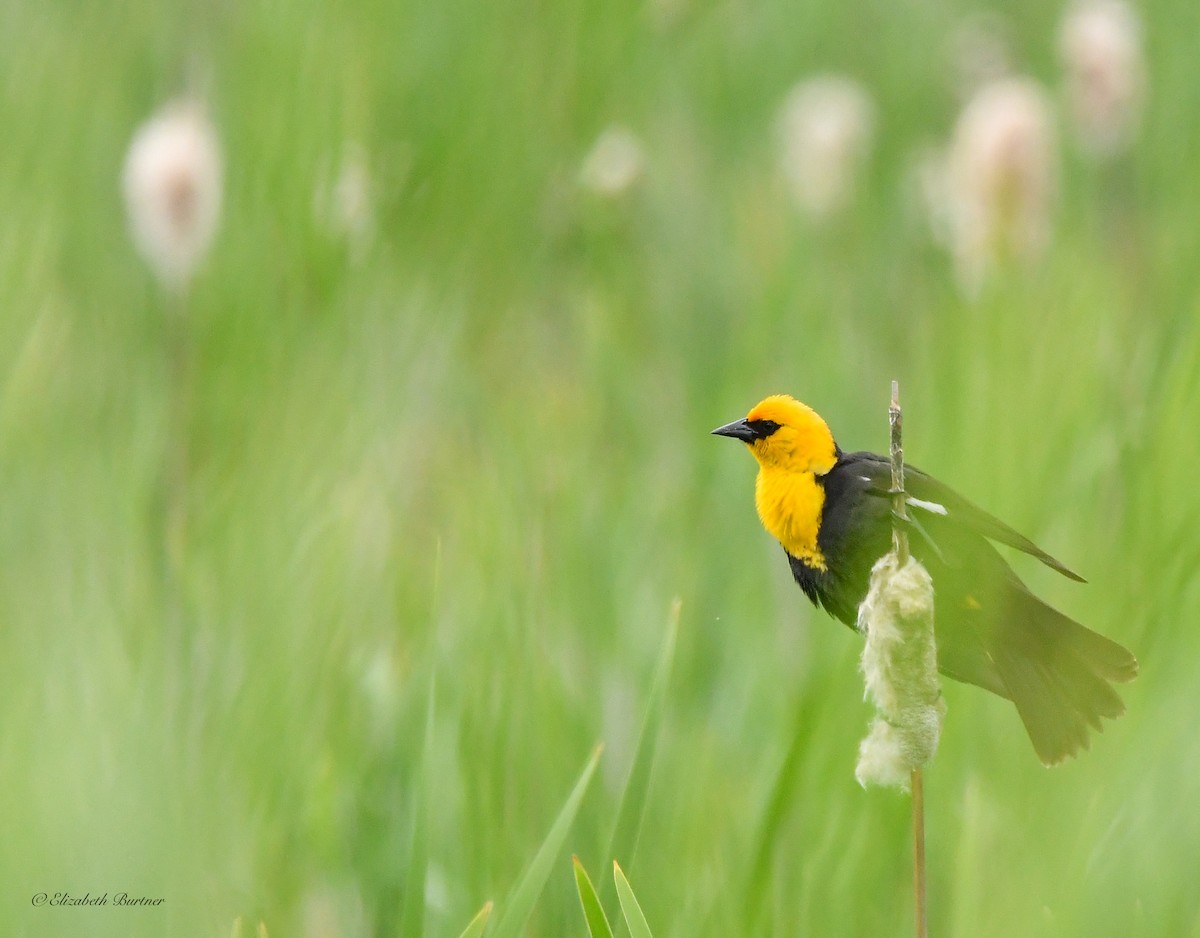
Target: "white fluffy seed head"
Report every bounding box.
[331,143,373,242]
[856,552,945,790]
[908,143,954,249]
[314,142,375,255]
[1059,0,1144,158]
[946,77,1057,294]
[122,99,223,292]
[580,125,645,197]
[949,12,1014,99]
[777,76,875,221]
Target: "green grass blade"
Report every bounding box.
[400,674,437,938]
[489,744,604,938]
[613,861,654,938]
[604,599,681,873]
[455,901,493,938]
[741,680,832,929]
[573,855,615,938]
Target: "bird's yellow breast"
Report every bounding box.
[755,466,827,570]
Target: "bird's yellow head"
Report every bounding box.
[712,394,839,475]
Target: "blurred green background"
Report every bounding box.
[2,0,1198,935]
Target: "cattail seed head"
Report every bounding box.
[1059,0,1145,158]
[580,125,645,197]
[777,76,874,221]
[946,77,1057,294]
[122,99,223,292]
[856,552,944,790]
[314,142,375,255]
[948,13,1013,100]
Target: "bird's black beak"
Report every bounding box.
[711,418,758,443]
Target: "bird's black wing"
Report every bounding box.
[806,451,1137,765]
[844,452,1086,582]
[807,453,895,626]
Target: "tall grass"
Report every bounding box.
[1,0,1198,935]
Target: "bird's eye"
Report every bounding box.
[746,419,782,439]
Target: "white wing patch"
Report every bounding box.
[907,496,948,516]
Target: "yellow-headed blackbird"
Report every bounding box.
[713,394,1137,765]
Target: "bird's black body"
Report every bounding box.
[790,450,1137,765]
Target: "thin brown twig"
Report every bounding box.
[163,289,192,703]
[912,765,927,938]
[888,380,926,938]
[888,380,908,563]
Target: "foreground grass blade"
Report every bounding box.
[613,861,654,938]
[742,682,828,928]
[401,674,437,938]
[604,600,681,874]
[489,744,604,938]
[455,901,493,938]
[573,856,615,938]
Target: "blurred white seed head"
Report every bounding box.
[1059,0,1145,158]
[946,77,1057,294]
[948,13,1014,100]
[122,99,222,292]
[856,552,944,790]
[580,125,645,197]
[777,76,875,221]
[301,881,366,938]
[314,142,375,253]
[908,143,954,249]
[359,646,400,740]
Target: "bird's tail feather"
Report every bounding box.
[987,592,1137,765]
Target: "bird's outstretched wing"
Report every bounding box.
[844,452,1085,582]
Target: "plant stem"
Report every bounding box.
[889,380,908,563]
[912,766,927,938]
[888,381,925,938]
[164,288,192,697]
